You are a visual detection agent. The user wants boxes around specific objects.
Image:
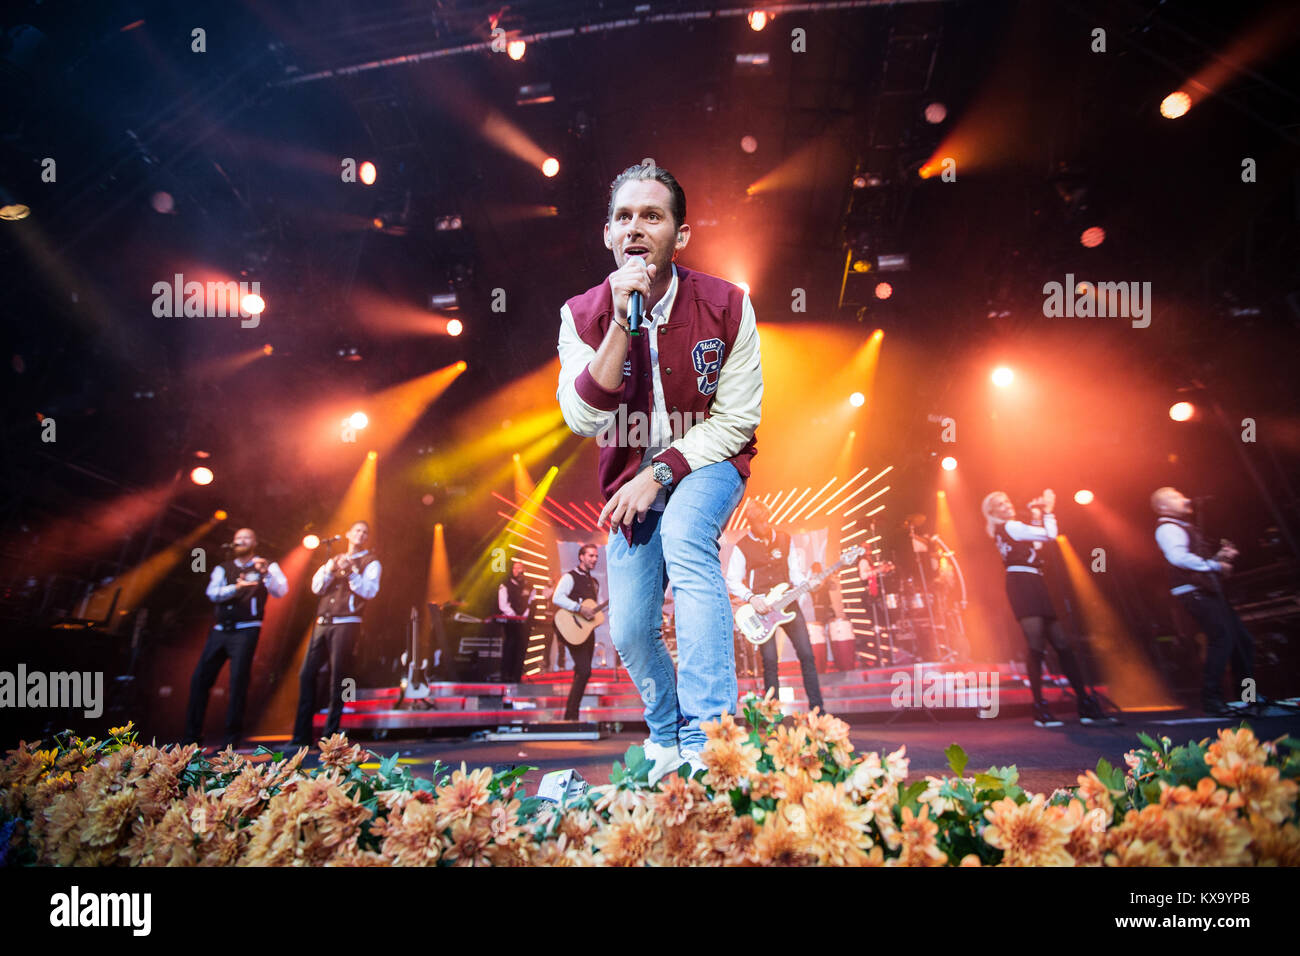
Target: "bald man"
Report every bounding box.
[1152,487,1253,716]
[184,527,288,749]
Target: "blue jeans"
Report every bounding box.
[606,461,745,753]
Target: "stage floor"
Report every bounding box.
[249,703,1300,798]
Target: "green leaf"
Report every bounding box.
[1136,732,1162,754]
[609,761,626,786]
[945,743,968,778]
[973,772,1003,792]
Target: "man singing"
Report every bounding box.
[287,520,381,747]
[498,559,537,682]
[1151,486,1253,716]
[557,163,761,783]
[549,544,602,720]
[184,527,288,750]
[727,499,825,713]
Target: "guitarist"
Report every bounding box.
[1152,486,1254,716]
[725,500,825,714]
[550,544,602,720]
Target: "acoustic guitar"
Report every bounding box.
[554,598,609,646]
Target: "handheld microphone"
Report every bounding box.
[627,290,643,335]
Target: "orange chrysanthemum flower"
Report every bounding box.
[796,782,874,866]
[317,734,368,769]
[983,794,1075,867]
[1210,762,1297,824]
[435,764,493,827]
[897,804,947,867]
[653,774,705,827]
[1247,816,1300,867]
[1205,726,1268,772]
[700,736,762,794]
[592,805,661,867]
[1075,770,1116,816]
[1166,805,1251,866]
[753,808,816,866]
[765,723,809,776]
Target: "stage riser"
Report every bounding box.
[313,686,1079,731]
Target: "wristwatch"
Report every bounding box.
[652,461,674,488]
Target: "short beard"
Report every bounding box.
[233,543,254,557]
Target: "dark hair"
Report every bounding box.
[579,543,598,556]
[607,163,686,230]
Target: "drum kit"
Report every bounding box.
[858,514,969,665]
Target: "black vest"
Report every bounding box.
[567,567,600,605]
[215,559,269,627]
[1157,516,1218,593]
[736,530,792,593]
[315,552,377,619]
[504,575,531,615]
[993,520,1046,571]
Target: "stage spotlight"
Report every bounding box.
[262,344,273,355]
[512,452,521,461]
[736,281,751,295]
[941,456,957,471]
[1074,489,1095,505]
[213,509,228,521]
[542,157,560,177]
[1075,281,1093,296]
[507,39,526,60]
[349,411,369,430]
[740,135,758,154]
[748,10,768,31]
[852,259,871,273]
[456,360,468,371]
[367,450,378,461]
[874,281,893,300]
[372,217,384,230]
[421,494,434,506]
[434,214,463,231]
[923,102,947,124]
[1160,91,1191,119]
[991,366,1014,387]
[190,466,214,486]
[195,450,211,459]
[302,533,321,550]
[1080,226,1106,248]
[849,392,865,407]
[241,293,265,315]
[150,191,175,214]
[446,318,463,336]
[1169,401,1195,422]
[359,161,377,185]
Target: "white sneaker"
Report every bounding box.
[643,738,685,785]
[679,747,706,778]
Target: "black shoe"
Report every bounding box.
[1033,703,1064,727]
[1202,699,1234,717]
[1078,694,1117,725]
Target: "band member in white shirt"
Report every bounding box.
[287,520,381,747]
[1151,486,1253,715]
[549,544,601,720]
[184,527,288,750]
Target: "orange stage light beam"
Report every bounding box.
[427,522,453,605]
[1055,534,1176,709]
[92,517,217,618]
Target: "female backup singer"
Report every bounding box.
[981,488,1107,727]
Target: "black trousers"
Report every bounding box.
[1178,589,1255,707]
[501,620,528,682]
[758,605,825,713]
[184,624,260,746]
[292,621,359,742]
[557,628,594,720]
